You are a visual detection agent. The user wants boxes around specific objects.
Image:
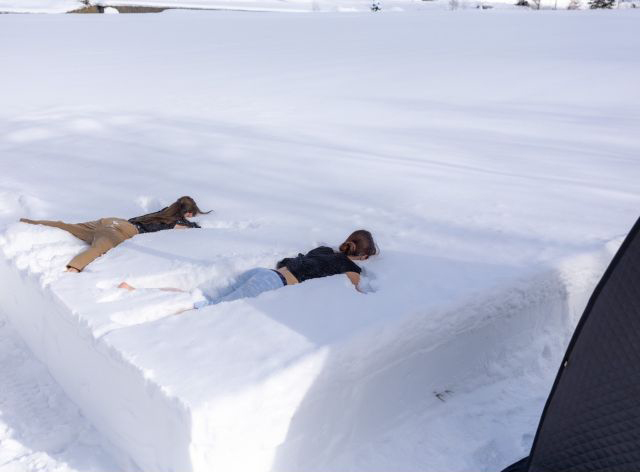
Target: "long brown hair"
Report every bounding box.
[129,196,211,226]
[339,230,377,258]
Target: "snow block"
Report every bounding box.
[0,223,616,472]
[0,256,193,471]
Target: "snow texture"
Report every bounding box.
[0,8,639,472]
[0,0,81,13]
[0,310,121,472]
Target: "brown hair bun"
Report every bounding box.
[339,230,377,258]
[340,241,357,255]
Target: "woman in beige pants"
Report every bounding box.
[20,196,210,272]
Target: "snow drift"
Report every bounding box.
[0,222,618,471]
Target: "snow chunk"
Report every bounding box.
[0,219,616,471]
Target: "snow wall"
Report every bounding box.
[0,229,617,472]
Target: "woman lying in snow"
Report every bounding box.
[119,230,377,309]
[20,196,210,273]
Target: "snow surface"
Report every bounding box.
[0,310,121,472]
[0,0,81,13]
[0,8,639,472]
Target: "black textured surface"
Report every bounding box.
[527,218,640,472]
[500,456,530,472]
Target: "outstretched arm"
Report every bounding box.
[345,272,364,293]
[174,219,200,229]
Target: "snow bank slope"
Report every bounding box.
[0,223,617,471]
[0,257,192,472]
[0,309,121,472]
[273,248,618,472]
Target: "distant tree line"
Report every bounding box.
[588,0,615,7]
[515,0,618,9]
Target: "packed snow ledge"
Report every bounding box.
[0,220,623,472]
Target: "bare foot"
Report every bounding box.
[66,267,80,273]
[118,281,135,290]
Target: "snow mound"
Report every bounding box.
[0,221,616,471]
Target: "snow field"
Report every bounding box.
[0,9,639,472]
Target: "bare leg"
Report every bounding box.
[117,281,187,293]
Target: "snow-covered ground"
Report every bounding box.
[0,312,122,472]
[0,8,639,472]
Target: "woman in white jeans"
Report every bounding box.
[119,230,377,311]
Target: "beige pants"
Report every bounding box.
[20,217,139,271]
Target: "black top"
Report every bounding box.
[276,246,361,283]
[128,217,200,234]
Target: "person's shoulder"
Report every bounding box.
[307,246,334,256]
[343,256,362,273]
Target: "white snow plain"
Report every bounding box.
[0,8,639,472]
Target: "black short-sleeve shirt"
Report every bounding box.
[276,246,361,283]
[128,217,200,234]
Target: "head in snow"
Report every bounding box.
[339,230,378,260]
[172,196,211,219]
